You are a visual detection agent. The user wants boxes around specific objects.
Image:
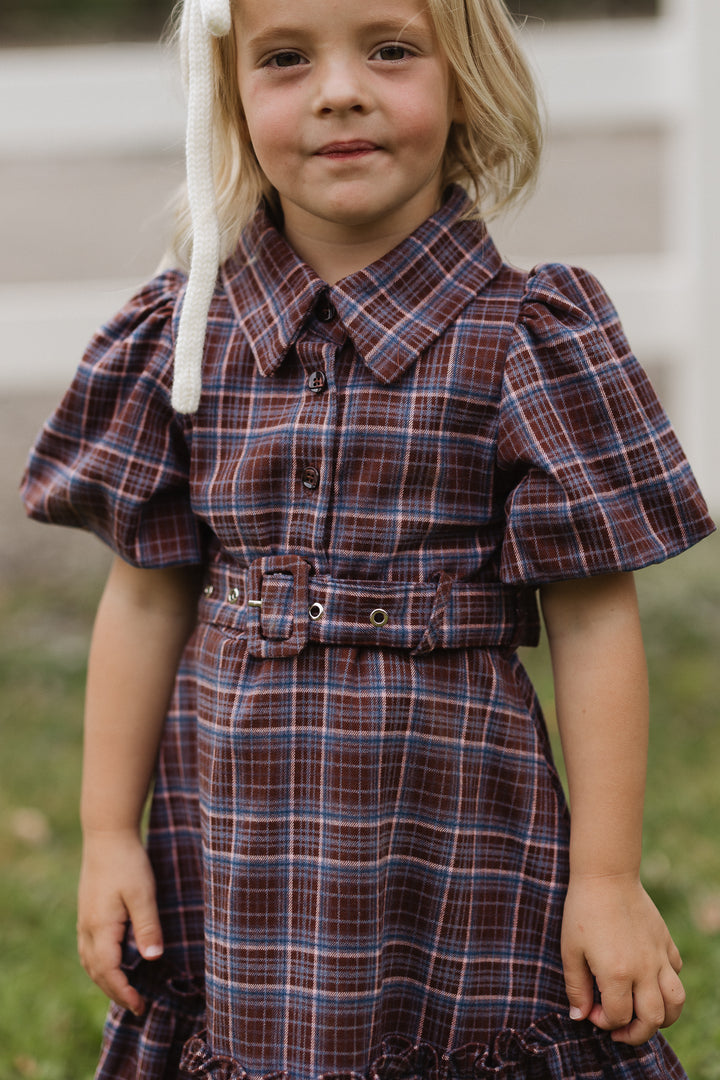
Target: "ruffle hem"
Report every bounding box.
[178,1014,686,1080]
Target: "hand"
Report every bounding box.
[78,829,164,1016]
[561,873,685,1045]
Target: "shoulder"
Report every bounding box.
[81,268,188,394]
[517,262,622,339]
[97,268,186,340]
[449,251,617,340]
[506,261,636,384]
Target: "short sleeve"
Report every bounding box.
[20,271,206,568]
[497,263,715,585]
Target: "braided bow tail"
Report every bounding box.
[172,0,232,414]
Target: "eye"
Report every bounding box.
[266,50,307,69]
[372,44,411,62]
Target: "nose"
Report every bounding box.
[313,58,369,115]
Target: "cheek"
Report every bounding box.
[394,98,454,155]
[388,76,455,150]
[242,99,295,169]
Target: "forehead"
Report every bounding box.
[233,0,434,36]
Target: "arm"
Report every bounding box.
[541,572,685,1045]
[78,555,201,1016]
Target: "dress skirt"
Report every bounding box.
[96,603,687,1080]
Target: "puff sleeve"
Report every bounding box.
[20,271,205,568]
[497,264,714,585]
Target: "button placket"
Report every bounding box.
[288,333,340,559]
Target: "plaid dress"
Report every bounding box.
[22,187,714,1080]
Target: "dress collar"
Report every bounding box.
[221,186,503,384]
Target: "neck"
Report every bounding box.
[282,221,410,284]
[277,183,444,283]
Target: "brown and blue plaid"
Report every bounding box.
[22,187,712,1080]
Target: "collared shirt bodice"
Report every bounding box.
[22,185,713,584]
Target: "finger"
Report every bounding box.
[77,917,122,984]
[668,940,683,975]
[103,965,147,1017]
[610,981,665,1046]
[126,885,164,962]
[593,975,635,1033]
[78,926,146,1016]
[561,949,595,1022]
[659,965,686,1028]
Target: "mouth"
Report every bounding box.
[315,140,379,159]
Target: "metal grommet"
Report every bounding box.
[227,587,241,603]
[203,584,214,597]
[369,608,389,628]
[308,602,324,621]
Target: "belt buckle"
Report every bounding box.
[245,555,310,659]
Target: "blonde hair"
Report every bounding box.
[169,0,543,270]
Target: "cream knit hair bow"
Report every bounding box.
[173,0,233,413]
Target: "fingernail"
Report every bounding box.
[144,945,163,959]
[569,1006,584,1020]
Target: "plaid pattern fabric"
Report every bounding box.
[22,187,713,1080]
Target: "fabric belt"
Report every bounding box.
[198,555,540,659]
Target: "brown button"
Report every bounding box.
[301,465,320,490]
[307,370,327,394]
[315,300,335,323]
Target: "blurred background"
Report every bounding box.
[1,2,718,1078]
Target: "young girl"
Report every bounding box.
[21,0,715,1077]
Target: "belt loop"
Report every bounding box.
[410,572,454,657]
[245,555,311,659]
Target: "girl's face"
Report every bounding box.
[233,0,463,257]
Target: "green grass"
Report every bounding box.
[0,531,718,1078]
[0,578,109,1080]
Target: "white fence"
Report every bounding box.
[1,0,718,504]
[519,1,720,506]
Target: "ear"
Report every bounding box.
[446,69,466,126]
[451,89,466,125]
